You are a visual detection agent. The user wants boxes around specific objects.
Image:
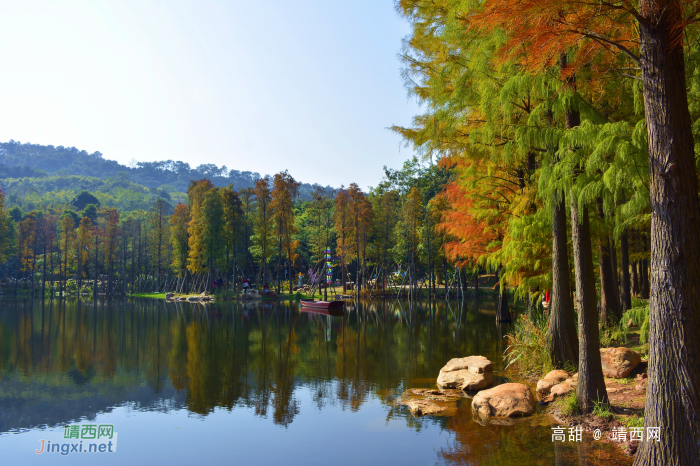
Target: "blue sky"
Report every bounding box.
[0,0,422,189]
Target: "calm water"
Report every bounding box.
[0,298,631,465]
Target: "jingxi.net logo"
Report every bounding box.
[35,424,118,456]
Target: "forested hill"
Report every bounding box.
[0,140,331,201]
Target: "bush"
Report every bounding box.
[622,303,650,344]
[601,318,629,346]
[592,399,613,421]
[504,312,554,377]
[620,414,644,428]
[556,392,580,416]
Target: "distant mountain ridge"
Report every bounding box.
[0,140,332,200]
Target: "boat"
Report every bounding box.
[300,299,345,316]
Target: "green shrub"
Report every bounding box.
[557,392,580,416]
[601,318,629,346]
[504,313,553,377]
[592,400,613,421]
[623,305,649,327]
[619,414,644,428]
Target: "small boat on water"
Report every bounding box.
[300,299,344,309]
[300,299,345,316]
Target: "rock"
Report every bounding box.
[536,379,557,395]
[178,297,188,301]
[600,347,641,378]
[187,296,200,302]
[442,356,493,374]
[471,383,536,419]
[437,356,493,391]
[550,383,574,397]
[404,388,463,401]
[403,399,456,417]
[165,293,174,300]
[537,370,570,395]
[543,370,569,383]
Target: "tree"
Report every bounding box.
[221,186,243,290]
[59,214,75,296]
[170,202,190,283]
[0,190,16,267]
[271,171,300,294]
[251,178,275,288]
[102,207,120,294]
[187,179,214,280]
[150,198,169,286]
[75,217,93,292]
[471,1,700,459]
[70,190,101,210]
[17,213,38,292]
[334,187,351,292]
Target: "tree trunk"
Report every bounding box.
[634,2,700,463]
[547,193,579,367]
[620,231,632,310]
[631,259,640,296]
[596,199,622,325]
[473,270,479,300]
[41,241,47,298]
[496,265,510,323]
[570,192,608,411]
[640,234,650,299]
[93,234,99,300]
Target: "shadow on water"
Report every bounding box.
[0,296,631,465]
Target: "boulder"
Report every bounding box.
[187,296,200,302]
[550,383,574,397]
[600,347,641,378]
[471,383,536,419]
[536,370,570,395]
[403,399,456,417]
[543,370,569,382]
[165,293,174,300]
[536,378,557,395]
[404,388,463,401]
[437,356,493,391]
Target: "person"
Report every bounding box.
[263,282,270,293]
[243,278,250,294]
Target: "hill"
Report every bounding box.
[0,140,332,212]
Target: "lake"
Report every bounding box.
[0,297,631,465]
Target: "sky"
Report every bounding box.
[0,0,423,189]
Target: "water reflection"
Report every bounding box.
[0,298,630,465]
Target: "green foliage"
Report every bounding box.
[640,315,650,344]
[619,415,644,428]
[592,400,613,421]
[622,302,650,344]
[623,304,649,327]
[504,313,554,377]
[600,318,629,347]
[71,190,101,210]
[557,392,580,416]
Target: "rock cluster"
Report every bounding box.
[437,356,494,391]
[536,371,578,401]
